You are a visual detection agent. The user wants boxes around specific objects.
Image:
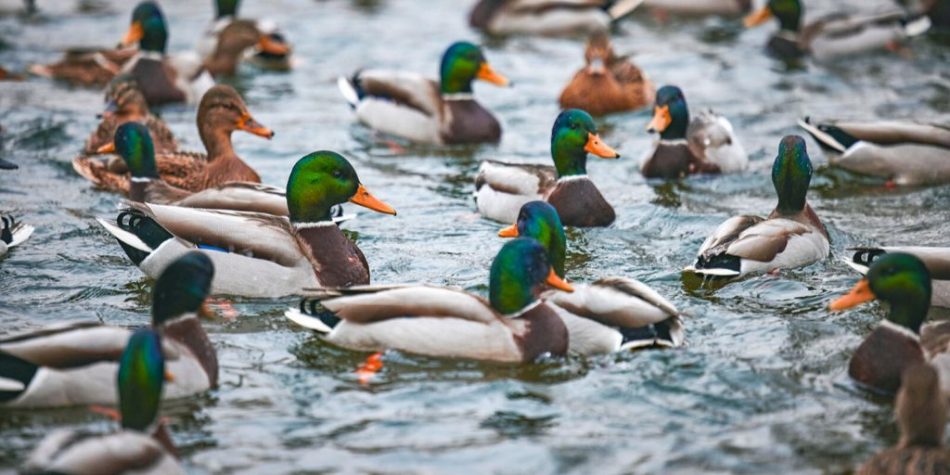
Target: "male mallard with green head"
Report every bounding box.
[831,253,950,396]
[22,329,184,475]
[286,238,573,363]
[685,135,828,277]
[559,33,654,116]
[642,85,747,179]
[846,246,950,308]
[469,0,644,36]
[498,201,684,354]
[338,41,509,145]
[476,109,620,227]
[97,151,396,298]
[744,0,932,61]
[83,74,179,156]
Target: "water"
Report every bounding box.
[1,0,949,473]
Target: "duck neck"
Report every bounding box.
[887,300,928,335]
[199,124,236,161]
[661,103,689,141]
[551,144,587,178]
[158,313,218,387]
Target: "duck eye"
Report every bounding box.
[332,170,343,179]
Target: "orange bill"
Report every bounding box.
[498,224,519,238]
[743,6,772,28]
[97,142,116,154]
[546,268,574,292]
[122,21,145,46]
[476,63,509,87]
[829,278,876,311]
[236,113,275,139]
[258,35,291,56]
[164,369,175,382]
[584,133,620,158]
[646,105,671,133]
[350,184,397,215]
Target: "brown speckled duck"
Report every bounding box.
[197,0,293,74]
[29,47,136,88]
[559,33,654,116]
[83,74,179,156]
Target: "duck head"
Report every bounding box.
[213,20,290,68]
[117,328,168,432]
[830,252,932,334]
[584,32,615,75]
[122,2,168,53]
[744,0,802,32]
[216,0,240,18]
[102,74,149,120]
[551,109,619,177]
[771,135,812,215]
[647,85,689,141]
[152,251,215,327]
[287,151,396,223]
[490,238,573,315]
[439,41,508,94]
[498,201,567,279]
[197,85,273,154]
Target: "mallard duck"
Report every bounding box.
[558,33,655,116]
[856,363,950,475]
[743,0,932,61]
[337,41,509,145]
[831,253,950,396]
[685,136,829,277]
[96,151,396,298]
[21,329,184,475]
[846,246,950,309]
[197,0,293,74]
[641,0,751,16]
[28,47,137,88]
[0,214,33,258]
[0,252,217,407]
[469,0,644,36]
[475,109,620,227]
[118,2,215,106]
[74,84,270,195]
[83,74,179,156]
[498,201,684,354]
[642,85,747,179]
[285,238,573,363]
[798,117,950,186]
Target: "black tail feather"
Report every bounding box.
[115,209,173,265]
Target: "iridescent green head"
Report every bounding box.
[489,238,573,315]
[499,201,567,278]
[647,85,690,141]
[286,151,396,223]
[551,109,619,177]
[216,0,241,18]
[114,122,158,181]
[152,252,214,326]
[831,253,931,334]
[123,2,168,53]
[771,135,812,215]
[117,328,165,431]
[439,41,508,94]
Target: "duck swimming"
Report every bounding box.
[559,33,655,116]
[845,245,950,308]
[83,74,179,156]
[197,0,293,74]
[469,0,644,36]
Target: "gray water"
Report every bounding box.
[1,0,949,473]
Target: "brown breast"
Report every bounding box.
[642,142,697,179]
[849,324,926,394]
[441,100,501,144]
[295,224,371,287]
[513,303,569,362]
[546,177,615,227]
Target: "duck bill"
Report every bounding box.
[829,279,876,311]
[350,184,397,215]
[498,224,519,238]
[97,142,116,154]
[236,114,275,139]
[584,133,620,158]
[646,105,671,133]
[258,35,291,56]
[476,63,509,87]
[122,21,144,46]
[164,369,175,382]
[743,6,772,28]
[546,269,574,292]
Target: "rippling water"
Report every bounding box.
[1,0,950,473]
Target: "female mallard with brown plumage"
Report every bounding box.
[685,136,828,278]
[469,0,644,36]
[28,47,137,88]
[74,84,271,196]
[338,41,509,145]
[559,33,654,116]
[83,74,179,156]
[197,0,293,74]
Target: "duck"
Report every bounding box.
[685,135,829,277]
[28,47,137,88]
[469,0,644,36]
[0,214,33,258]
[118,2,215,106]
[96,151,397,298]
[83,74,179,156]
[642,85,747,179]
[498,201,684,354]
[856,363,950,475]
[285,238,573,363]
[743,0,932,61]
[846,246,950,309]
[830,252,950,396]
[337,41,509,145]
[74,84,270,195]
[197,0,293,74]
[21,328,184,475]
[0,156,16,170]
[0,252,217,408]
[558,32,655,116]
[475,109,620,227]
[798,117,950,186]
[641,0,752,17]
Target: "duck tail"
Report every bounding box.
[0,350,36,402]
[285,297,341,334]
[797,117,854,153]
[27,64,52,78]
[902,14,932,37]
[1,215,33,248]
[337,72,363,109]
[845,246,886,275]
[618,315,685,351]
[686,253,742,277]
[0,157,17,170]
[606,0,645,21]
[97,207,172,266]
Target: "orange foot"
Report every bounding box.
[204,298,239,321]
[355,352,384,386]
[89,405,121,421]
